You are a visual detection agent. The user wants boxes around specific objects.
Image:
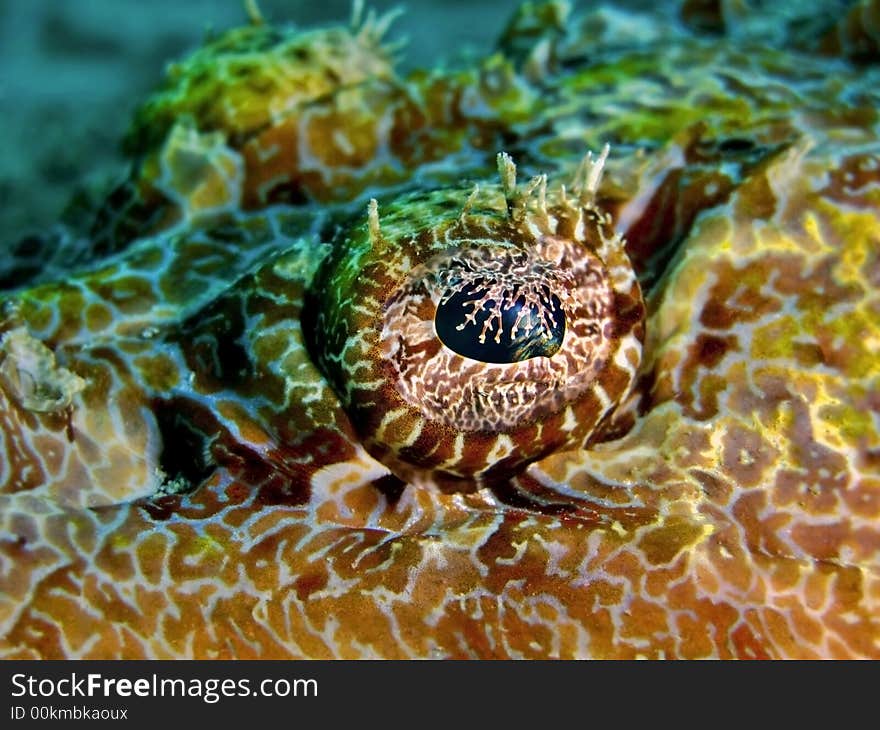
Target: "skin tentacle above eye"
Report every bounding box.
[305,153,645,484]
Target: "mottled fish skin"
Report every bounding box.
[0,1,879,658]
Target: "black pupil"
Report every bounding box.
[435,283,565,363]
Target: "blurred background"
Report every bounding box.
[0,0,516,250]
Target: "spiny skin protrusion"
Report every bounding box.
[459,184,481,223]
[367,198,382,246]
[581,143,609,201]
[355,4,406,46]
[498,153,553,222]
[244,0,264,26]
[497,151,519,217]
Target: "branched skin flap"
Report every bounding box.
[306,180,644,484]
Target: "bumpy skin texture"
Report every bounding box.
[1,1,879,658]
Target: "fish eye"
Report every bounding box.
[434,275,566,363]
[305,151,645,483]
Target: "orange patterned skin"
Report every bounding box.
[0,1,879,658]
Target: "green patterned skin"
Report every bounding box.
[0,1,879,658]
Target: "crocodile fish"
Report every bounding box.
[0,0,878,658]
